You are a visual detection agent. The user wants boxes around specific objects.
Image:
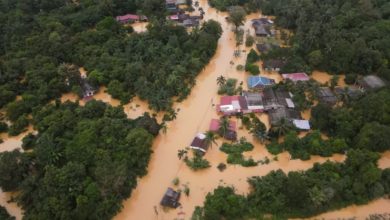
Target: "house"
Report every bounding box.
[268,107,301,126]
[168,14,179,21]
[358,75,386,91]
[334,87,363,100]
[189,133,208,153]
[293,119,311,130]
[182,18,200,27]
[116,14,140,24]
[242,91,264,112]
[317,87,337,105]
[160,188,181,208]
[263,88,295,110]
[81,78,96,100]
[263,59,286,72]
[282,73,310,83]
[254,24,270,37]
[247,76,275,89]
[218,96,248,115]
[166,0,178,13]
[176,0,187,5]
[256,43,279,54]
[209,119,237,141]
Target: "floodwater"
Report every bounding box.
[0,1,388,219]
[311,71,346,87]
[131,22,149,33]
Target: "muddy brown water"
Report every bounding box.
[0,1,389,219]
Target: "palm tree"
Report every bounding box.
[271,118,292,137]
[216,75,226,86]
[250,124,269,144]
[177,149,188,160]
[218,116,230,138]
[204,131,217,149]
[168,109,177,121]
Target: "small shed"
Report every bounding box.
[282,73,310,83]
[293,119,311,130]
[189,133,208,152]
[247,76,275,89]
[161,188,181,208]
[358,75,386,91]
[116,14,140,23]
[317,87,337,105]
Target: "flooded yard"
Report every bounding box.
[0,0,389,219]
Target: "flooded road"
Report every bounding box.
[0,1,389,219]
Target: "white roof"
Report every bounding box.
[196,133,206,139]
[293,120,310,130]
[220,105,234,112]
[285,98,295,108]
[232,100,241,110]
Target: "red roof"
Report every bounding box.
[209,119,236,132]
[220,96,239,105]
[281,73,310,82]
[116,14,139,22]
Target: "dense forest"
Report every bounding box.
[193,149,390,219]
[0,0,222,117]
[209,0,390,80]
[0,100,160,219]
[0,206,15,220]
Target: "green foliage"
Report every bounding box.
[245,63,260,75]
[0,122,8,133]
[256,0,390,76]
[228,6,246,29]
[21,133,37,151]
[246,49,260,63]
[185,153,211,171]
[196,149,388,218]
[245,35,255,47]
[218,78,238,95]
[0,206,15,220]
[354,122,390,152]
[220,139,257,166]
[0,3,221,112]
[203,187,248,220]
[0,101,157,220]
[172,177,180,186]
[8,115,29,136]
[266,130,348,160]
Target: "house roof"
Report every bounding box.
[166,0,176,4]
[282,73,310,82]
[360,75,386,90]
[161,188,181,208]
[242,91,263,106]
[269,107,301,125]
[318,87,337,104]
[209,119,236,132]
[176,0,187,5]
[116,14,139,22]
[293,120,310,130]
[247,76,275,88]
[254,24,270,36]
[334,87,363,99]
[263,59,286,69]
[190,133,208,152]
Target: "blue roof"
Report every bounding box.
[248,76,275,88]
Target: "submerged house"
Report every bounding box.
[166,0,178,13]
[334,87,363,100]
[209,119,237,141]
[115,14,147,24]
[358,75,386,91]
[161,188,181,208]
[263,59,286,72]
[81,78,96,100]
[317,87,337,106]
[256,43,279,54]
[242,91,264,112]
[268,107,301,126]
[189,133,208,153]
[282,73,310,83]
[247,76,275,90]
[263,88,294,110]
[252,18,273,37]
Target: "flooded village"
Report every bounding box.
[0,0,389,220]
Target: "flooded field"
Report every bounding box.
[0,0,389,219]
